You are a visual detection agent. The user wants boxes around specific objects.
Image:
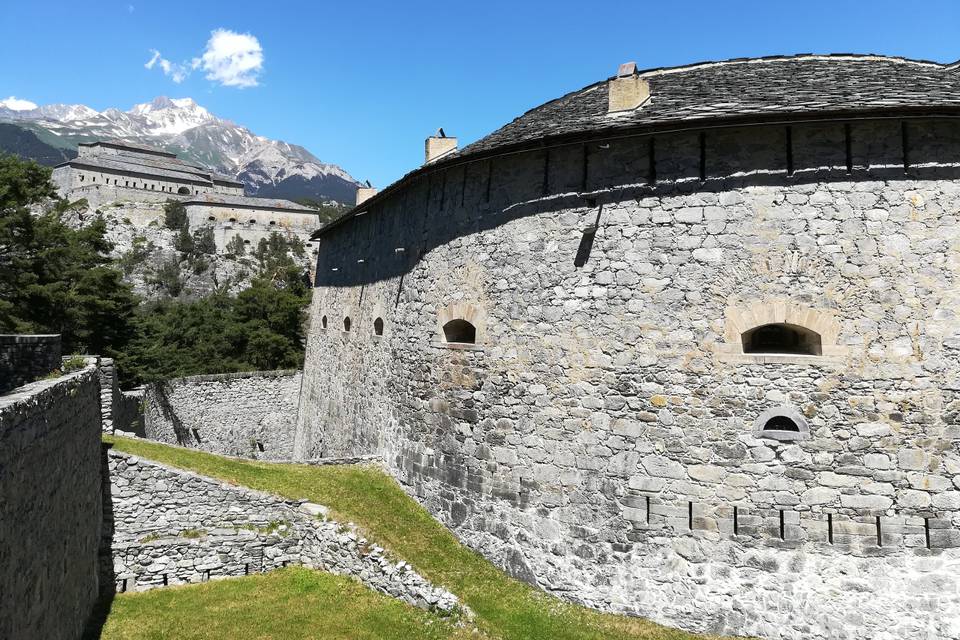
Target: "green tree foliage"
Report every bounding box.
[226,233,246,256]
[0,155,138,356]
[193,226,216,255]
[118,266,310,385]
[163,200,188,230]
[254,232,305,280]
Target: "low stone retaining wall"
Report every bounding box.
[0,366,103,640]
[0,334,61,394]
[143,370,300,460]
[104,449,458,612]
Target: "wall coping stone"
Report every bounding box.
[0,365,96,413]
[159,369,301,385]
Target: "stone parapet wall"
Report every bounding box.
[104,449,458,611]
[0,366,103,640]
[297,117,960,639]
[144,370,302,460]
[0,334,61,394]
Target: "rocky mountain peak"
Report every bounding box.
[0,96,360,203]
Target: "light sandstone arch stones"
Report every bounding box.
[435,302,486,348]
[716,300,847,364]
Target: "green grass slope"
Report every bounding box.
[100,567,473,640]
[102,435,728,640]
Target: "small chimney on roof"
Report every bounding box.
[424,128,457,164]
[355,180,377,206]
[608,61,650,113]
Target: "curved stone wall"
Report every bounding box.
[295,118,960,639]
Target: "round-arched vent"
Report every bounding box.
[753,406,810,441]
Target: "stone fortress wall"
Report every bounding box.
[104,448,458,611]
[0,365,103,640]
[295,117,960,638]
[0,334,61,394]
[51,164,242,199]
[144,370,302,460]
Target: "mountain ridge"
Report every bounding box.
[0,96,359,204]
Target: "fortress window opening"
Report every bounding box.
[178,186,190,195]
[374,318,384,336]
[763,415,800,432]
[343,317,352,332]
[742,323,822,356]
[321,316,328,329]
[442,319,477,344]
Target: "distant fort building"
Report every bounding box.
[296,55,960,639]
[52,140,319,251]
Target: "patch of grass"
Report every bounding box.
[97,567,473,640]
[103,435,728,640]
[179,528,207,539]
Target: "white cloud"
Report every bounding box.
[191,29,264,88]
[0,96,38,111]
[145,49,189,84]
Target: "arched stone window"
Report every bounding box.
[374,317,384,336]
[717,302,846,364]
[753,406,810,441]
[742,323,822,356]
[207,216,215,221]
[343,317,352,332]
[321,315,328,329]
[443,319,476,344]
[249,219,256,224]
[436,302,485,349]
[178,186,190,195]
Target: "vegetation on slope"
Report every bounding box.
[0,155,313,387]
[104,435,725,640]
[98,568,473,640]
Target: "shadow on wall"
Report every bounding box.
[150,383,193,446]
[312,120,960,290]
[81,443,116,640]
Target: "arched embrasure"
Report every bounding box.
[742,323,822,356]
[442,319,476,344]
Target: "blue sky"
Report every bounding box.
[2,1,959,187]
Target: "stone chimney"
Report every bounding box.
[425,128,457,164]
[608,62,650,113]
[355,180,377,206]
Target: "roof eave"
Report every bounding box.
[312,105,960,240]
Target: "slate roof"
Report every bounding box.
[78,139,176,157]
[59,144,243,187]
[315,54,960,238]
[61,155,214,184]
[455,54,960,158]
[182,193,317,213]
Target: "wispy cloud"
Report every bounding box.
[144,29,264,89]
[145,49,190,84]
[0,96,38,111]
